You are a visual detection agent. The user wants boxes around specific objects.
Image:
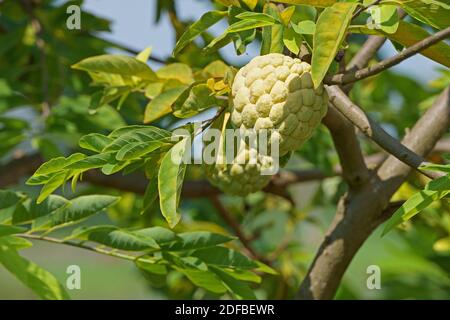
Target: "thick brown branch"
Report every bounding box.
[323,107,370,189]
[297,87,449,300]
[326,27,450,85]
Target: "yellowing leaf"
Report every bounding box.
[144,86,188,123]
[280,6,296,26]
[351,21,450,68]
[434,237,450,252]
[261,3,285,55]
[398,0,450,30]
[72,55,158,81]
[242,0,258,10]
[216,0,241,6]
[271,0,337,7]
[312,2,357,88]
[156,63,194,84]
[136,47,152,62]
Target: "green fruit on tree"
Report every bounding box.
[204,143,275,196]
[231,53,328,156]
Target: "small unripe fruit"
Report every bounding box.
[204,143,274,196]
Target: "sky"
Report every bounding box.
[82,0,442,83]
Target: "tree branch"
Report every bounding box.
[322,107,370,189]
[297,87,449,300]
[327,85,441,179]
[209,195,267,263]
[326,27,450,85]
[0,155,330,197]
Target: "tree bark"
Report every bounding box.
[297,87,449,300]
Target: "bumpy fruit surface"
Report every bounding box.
[204,144,274,196]
[231,53,328,156]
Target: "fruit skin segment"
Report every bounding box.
[204,143,275,196]
[231,53,329,156]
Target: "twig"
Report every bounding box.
[17,234,141,261]
[209,195,268,263]
[352,0,382,20]
[325,27,450,85]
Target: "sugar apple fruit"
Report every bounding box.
[204,142,275,196]
[231,53,328,156]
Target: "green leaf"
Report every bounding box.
[261,3,285,55]
[141,179,159,215]
[162,231,235,251]
[209,266,257,299]
[72,55,158,81]
[135,259,167,275]
[158,138,189,228]
[173,11,228,56]
[144,86,188,123]
[312,2,357,88]
[173,84,218,118]
[283,27,302,54]
[0,236,32,250]
[218,268,261,283]
[64,152,116,170]
[235,12,278,23]
[37,172,67,204]
[116,140,167,161]
[0,239,70,300]
[104,126,172,152]
[12,195,69,224]
[382,175,450,235]
[368,4,399,34]
[0,225,27,237]
[136,47,153,62]
[228,19,276,33]
[191,246,258,268]
[271,0,337,7]
[203,32,233,54]
[0,190,22,210]
[254,261,278,275]
[34,195,119,230]
[350,21,450,68]
[397,0,450,30]
[77,226,159,251]
[202,60,230,79]
[133,227,178,245]
[79,133,113,153]
[292,20,316,34]
[28,153,86,180]
[176,267,227,294]
[156,63,194,84]
[216,0,241,6]
[420,163,450,173]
